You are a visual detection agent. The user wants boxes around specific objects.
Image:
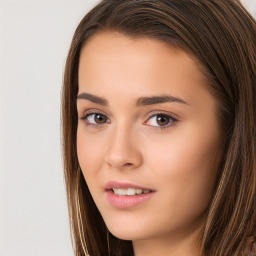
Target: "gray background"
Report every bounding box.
[0,1,255,255]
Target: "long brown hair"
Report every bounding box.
[61,1,256,255]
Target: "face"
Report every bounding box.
[77,31,223,244]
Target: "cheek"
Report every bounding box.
[76,127,105,178]
[144,123,220,217]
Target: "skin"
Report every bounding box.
[76,31,223,256]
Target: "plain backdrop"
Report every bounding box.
[0,1,255,256]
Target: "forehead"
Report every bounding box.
[79,31,196,71]
[78,31,213,108]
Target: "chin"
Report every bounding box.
[106,224,139,240]
[105,220,148,241]
[110,231,135,241]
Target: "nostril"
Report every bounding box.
[124,163,133,167]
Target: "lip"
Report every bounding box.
[104,180,156,208]
[104,180,155,191]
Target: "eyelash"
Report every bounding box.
[79,111,178,130]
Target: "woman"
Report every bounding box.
[61,0,256,255]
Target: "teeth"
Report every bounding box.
[135,189,142,195]
[128,188,136,195]
[112,188,151,196]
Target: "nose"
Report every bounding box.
[104,126,143,169]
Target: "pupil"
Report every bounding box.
[157,115,169,126]
[95,114,106,124]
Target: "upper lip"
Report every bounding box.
[105,180,155,191]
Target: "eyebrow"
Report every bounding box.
[77,93,108,106]
[136,95,188,106]
[77,93,189,106]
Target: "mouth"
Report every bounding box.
[111,187,152,196]
[104,180,156,208]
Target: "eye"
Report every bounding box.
[146,114,176,128]
[83,113,109,125]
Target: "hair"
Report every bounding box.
[61,0,256,255]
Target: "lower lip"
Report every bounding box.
[105,190,155,208]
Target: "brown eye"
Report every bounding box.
[94,114,108,124]
[156,114,170,126]
[84,113,109,125]
[146,113,176,128]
